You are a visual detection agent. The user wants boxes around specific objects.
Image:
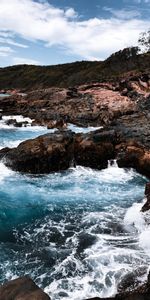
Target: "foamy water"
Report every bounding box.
[0,117,149,300]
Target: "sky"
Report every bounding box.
[0,0,150,67]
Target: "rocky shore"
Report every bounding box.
[0,72,150,176]
[0,71,150,299]
[1,271,150,300]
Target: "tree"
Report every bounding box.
[107,46,139,61]
[138,30,150,52]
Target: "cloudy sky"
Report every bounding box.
[0,0,150,67]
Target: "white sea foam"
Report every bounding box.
[67,123,103,133]
[0,140,23,150]
[69,162,136,184]
[0,162,14,182]
[124,198,150,258]
[0,138,149,300]
[2,115,33,124]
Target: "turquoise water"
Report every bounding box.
[0,116,149,300]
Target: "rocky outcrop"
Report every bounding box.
[1,129,117,173]
[1,125,150,177]
[0,81,137,127]
[116,142,150,178]
[3,130,74,173]
[0,276,50,300]
[74,129,116,169]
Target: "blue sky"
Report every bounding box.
[0,0,150,67]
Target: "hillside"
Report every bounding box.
[0,49,150,91]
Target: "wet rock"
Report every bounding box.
[6,119,17,126]
[141,182,150,212]
[74,129,116,169]
[1,128,117,174]
[117,268,147,294]
[0,276,50,300]
[77,232,97,254]
[117,142,150,178]
[4,130,74,173]
[0,147,11,160]
[86,270,150,299]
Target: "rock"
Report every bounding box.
[0,276,50,300]
[74,129,116,169]
[117,142,150,178]
[14,121,29,128]
[86,271,150,299]
[1,128,117,174]
[141,182,150,212]
[145,182,150,196]
[4,130,74,173]
[47,120,56,129]
[0,147,11,160]
[0,81,137,127]
[6,119,17,126]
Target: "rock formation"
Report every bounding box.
[0,276,50,300]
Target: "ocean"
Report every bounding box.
[0,115,149,300]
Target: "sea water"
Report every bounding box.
[0,116,149,300]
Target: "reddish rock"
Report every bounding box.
[116,142,150,178]
[0,276,50,300]
[2,129,117,174]
[4,130,74,174]
[74,130,116,169]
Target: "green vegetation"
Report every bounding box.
[0,48,150,91]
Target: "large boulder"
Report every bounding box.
[0,276,50,300]
[1,129,117,174]
[74,129,116,169]
[3,130,74,173]
[116,142,150,178]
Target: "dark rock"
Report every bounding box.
[4,130,74,173]
[6,119,17,126]
[1,128,117,174]
[77,232,97,254]
[0,276,50,300]
[74,130,116,170]
[0,147,11,160]
[116,142,150,178]
[141,182,150,212]
[145,182,150,196]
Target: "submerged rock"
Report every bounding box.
[86,271,150,299]
[0,276,50,300]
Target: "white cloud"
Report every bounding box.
[0,37,28,48]
[103,7,141,19]
[0,0,149,61]
[12,57,40,65]
[0,46,14,57]
[65,8,77,18]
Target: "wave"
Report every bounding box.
[0,143,149,299]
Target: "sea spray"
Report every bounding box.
[0,120,149,300]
